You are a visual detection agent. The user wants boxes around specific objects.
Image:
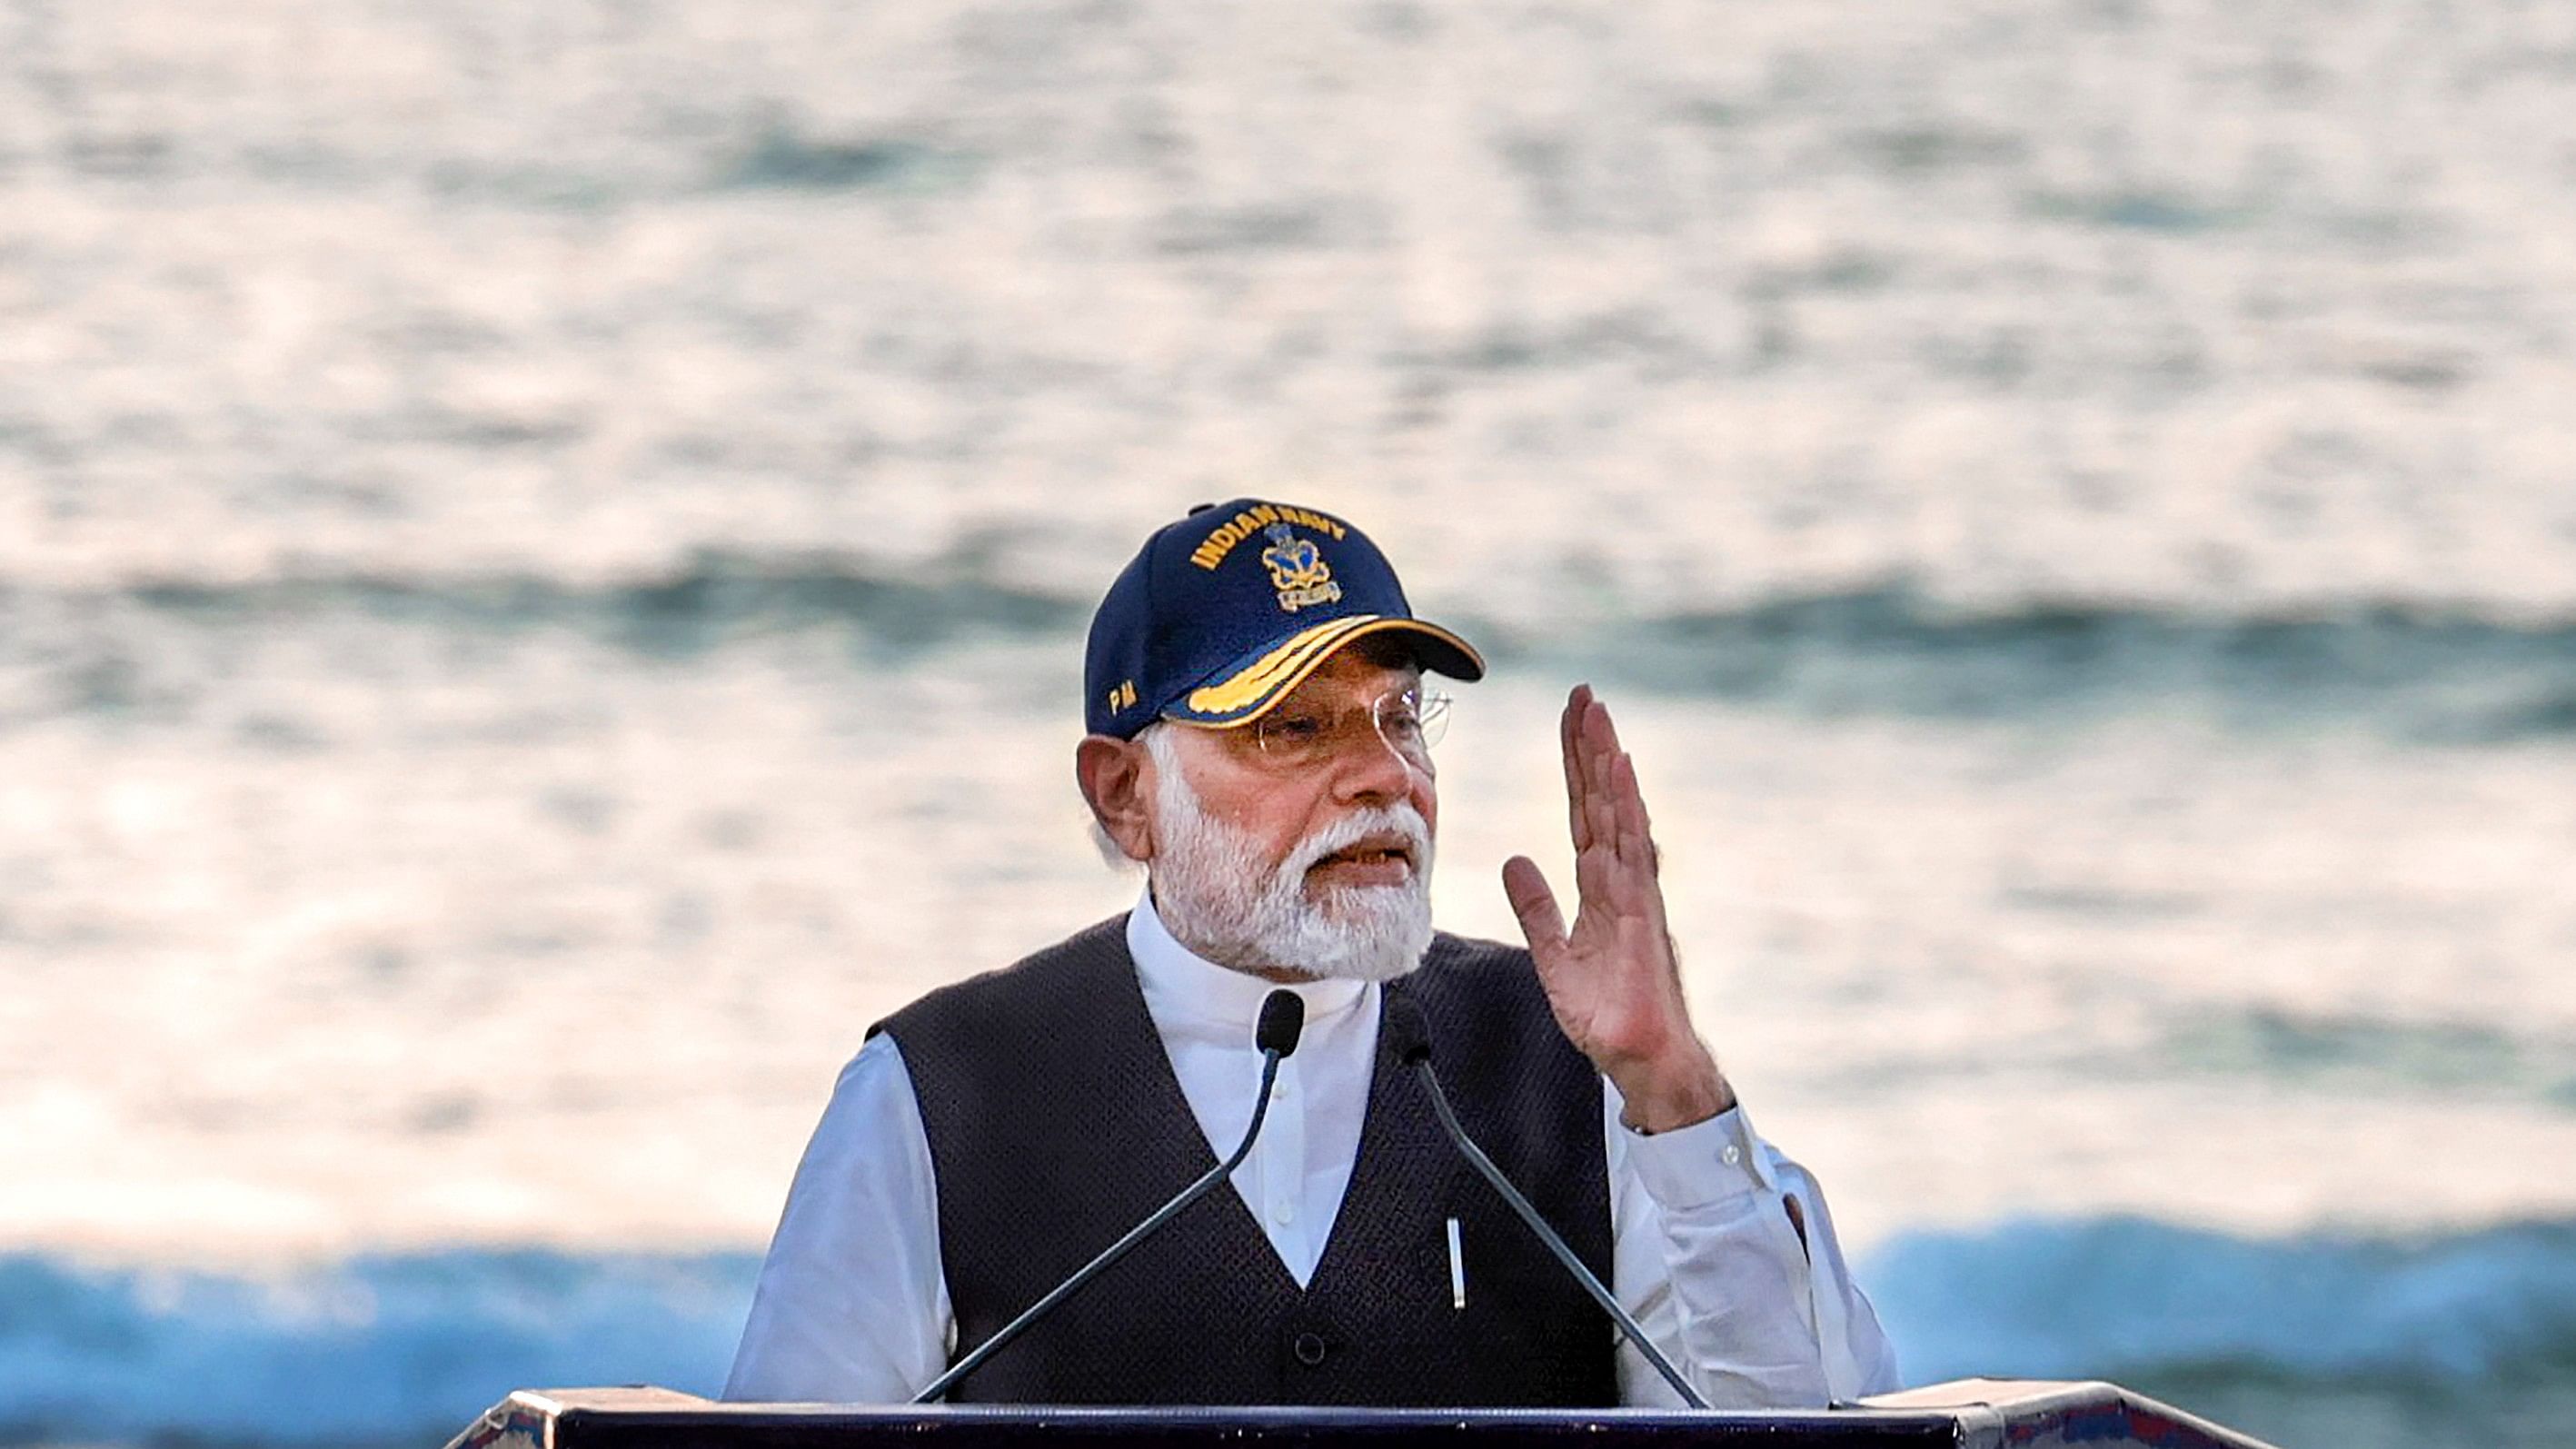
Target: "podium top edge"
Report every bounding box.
[448,1380,2276,1449]
[520,1378,2109,1419]
[547,1397,1940,1426]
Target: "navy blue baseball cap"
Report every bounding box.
[1084,499,1486,739]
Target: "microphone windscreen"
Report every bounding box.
[1256,989,1306,1057]
[1380,992,1433,1065]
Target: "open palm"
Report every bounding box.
[1501,686,1731,1132]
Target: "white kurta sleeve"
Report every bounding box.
[726,1034,952,1403]
[1605,1085,1902,1408]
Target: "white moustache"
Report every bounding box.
[1287,803,1435,880]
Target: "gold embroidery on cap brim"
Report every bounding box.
[1182,615,1383,718]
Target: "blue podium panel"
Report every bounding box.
[447,1381,2279,1449]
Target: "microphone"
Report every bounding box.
[1257,988,1305,1057]
[911,988,1308,1403]
[1381,993,1710,1410]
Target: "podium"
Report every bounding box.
[445,1381,2279,1449]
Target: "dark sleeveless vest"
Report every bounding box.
[876,916,1618,1405]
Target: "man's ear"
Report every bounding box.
[1075,733,1156,863]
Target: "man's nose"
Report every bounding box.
[1327,716,1417,801]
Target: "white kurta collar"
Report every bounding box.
[1128,888,1370,1045]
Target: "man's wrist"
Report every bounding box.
[1611,1046,1735,1134]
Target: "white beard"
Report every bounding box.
[1143,729,1435,983]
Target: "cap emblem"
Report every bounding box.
[1260,524,1343,613]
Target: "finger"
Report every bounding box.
[1581,696,1650,869]
[1611,751,1656,877]
[1560,685,1592,853]
[1606,756,1676,957]
[1597,702,1649,837]
[1577,695,1619,813]
[1573,820,1618,920]
[1577,703,1621,874]
[1585,689,1627,758]
[1501,855,1570,958]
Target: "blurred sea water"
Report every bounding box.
[5,2,2576,1446]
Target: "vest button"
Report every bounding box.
[1293,1331,1328,1367]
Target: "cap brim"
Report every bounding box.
[1163,613,1487,728]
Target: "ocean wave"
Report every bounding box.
[1537,588,2576,739]
[1829,1003,2576,1110]
[7,570,2576,738]
[2152,1008,2576,1109]
[718,130,975,194]
[1864,1215,2576,1387]
[1,553,1081,660]
[0,1249,757,1447]
[5,1219,2575,1445]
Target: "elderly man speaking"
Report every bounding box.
[727,499,1898,1408]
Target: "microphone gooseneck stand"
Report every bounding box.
[1381,994,1712,1410]
[911,989,1308,1404]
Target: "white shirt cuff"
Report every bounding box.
[1622,1103,1776,1209]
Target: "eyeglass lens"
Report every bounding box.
[1249,689,1451,767]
